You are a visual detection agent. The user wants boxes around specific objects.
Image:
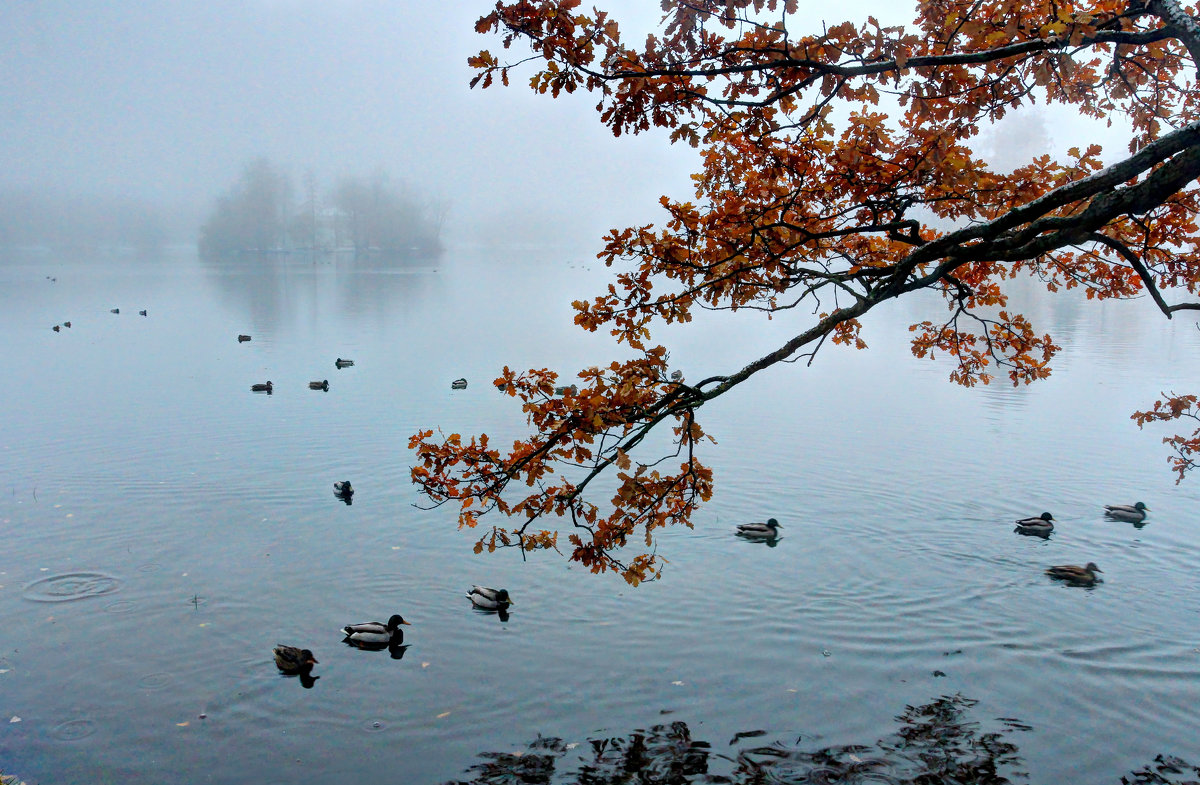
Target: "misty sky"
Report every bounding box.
[2,1,1116,247]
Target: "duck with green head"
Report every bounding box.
[1104,502,1149,523]
[736,518,782,539]
[1014,512,1055,536]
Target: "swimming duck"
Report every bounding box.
[52,324,60,332]
[467,586,513,610]
[451,378,468,389]
[63,321,71,328]
[309,380,329,391]
[139,310,147,316]
[333,480,353,497]
[110,308,119,314]
[251,381,273,393]
[341,614,410,645]
[273,645,318,674]
[553,384,578,395]
[1045,562,1102,586]
[736,518,782,539]
[1104,502,1149,522]
[238,334,251,342]
[1014,512,1055,535]
[335,358,354,368]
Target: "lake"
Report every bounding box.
[2,246,1199,784]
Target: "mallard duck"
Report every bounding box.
[335,358,354,368]
[1104,502,1149,522]
[251,381,273,393]
[341,614,409,645]
[1045,562,1102,586]
[309,380,329,391]
[736,518,782,539]
[333,480,353,497]
[238,334,251,342]
[467,586,513,609]
[1014,512,1055,535]
[273,645,318,674]
[451,378,468,389]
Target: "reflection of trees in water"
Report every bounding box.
[444,694,1200,785]
[199,253,440,332]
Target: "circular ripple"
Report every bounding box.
[104,600,136,614]
[23,572,121,602]
[51,719,98,741]
[362,719,388,733]
[137,563,162,573]
[137,673,173,691]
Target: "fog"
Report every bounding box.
[1,1,695,249]
[1,1,1125,251]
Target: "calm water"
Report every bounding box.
[1,247,1199,783]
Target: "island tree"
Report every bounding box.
[412,0,1200,584]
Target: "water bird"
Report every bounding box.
[554,384,578,395]
[52,324,60,332]
[251,381,273,393]
[1014,512,1055,536]
[341,614,410,645]
[467,586,513,610]
[333,480,353,498]
[335,358,354,368]
[63,321,71,328]
[110,308,119,314]
[451,378,468,389]
[1104,502,1149,523]
[238,334,251,342]
[670,369,684,382]
[139,310,147,316]
[309,380,329,391]
[736,518,782,539]
[1045,562,1102,586]
[273,645,318,675]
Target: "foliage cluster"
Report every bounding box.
[414,0,1200,582]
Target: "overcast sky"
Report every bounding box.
[1,1,1117,247]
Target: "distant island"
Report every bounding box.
[198,158,446,258]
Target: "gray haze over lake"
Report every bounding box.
[1,1,694,246]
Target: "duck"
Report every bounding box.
[553,384,578,395]
[62,321,71,328]
[451,378,468,389]
[335,358,354,368]
[736,518,782,539]
[1014,512,1055,535]
[670,369,684,383]
[467,586,513,610]
[341,614,410,645]
[238,334,251,342]
[1104,501,1149,522]
[1045,562,1102,586]
[333,480,353,497]
[110,308,119,314]
[139,309,147,316]
[309,380,329,391]
[52,324,60,332]
[250,381,273,393]
[273,645,318,675]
